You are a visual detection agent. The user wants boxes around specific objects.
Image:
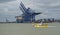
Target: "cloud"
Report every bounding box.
[0,0,22,22]
[0,0,60,22]
[0,0,16,3]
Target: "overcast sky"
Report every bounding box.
[0,0,60,22]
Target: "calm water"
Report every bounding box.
[0,23,60,35]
